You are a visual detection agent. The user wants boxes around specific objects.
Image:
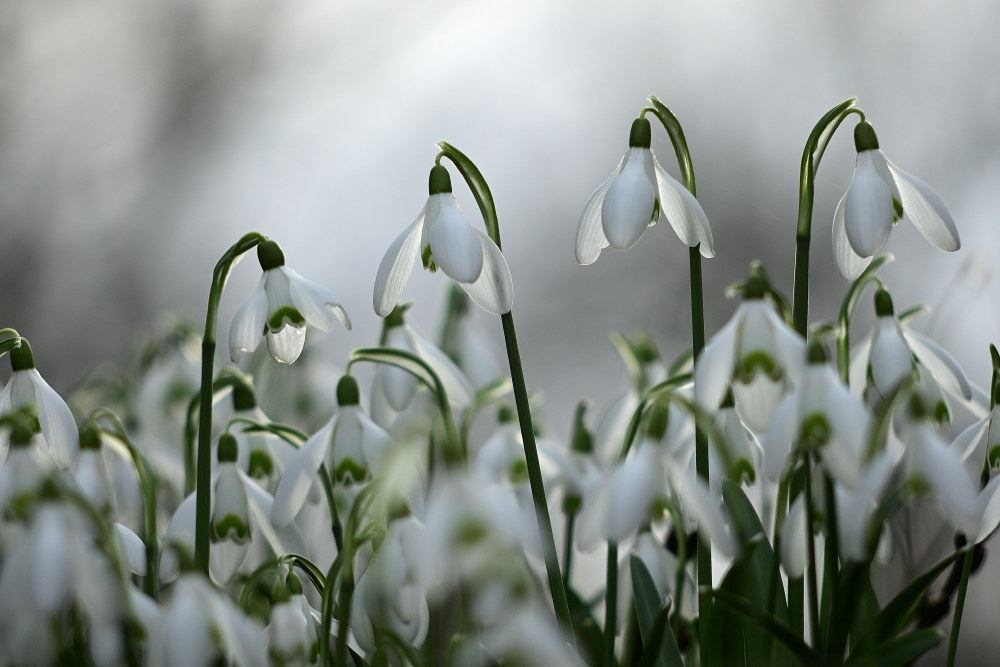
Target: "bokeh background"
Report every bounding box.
[2,0,999,661]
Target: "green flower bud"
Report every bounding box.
[79,425,102,450]
[428,165,452,195]
[9,339,34,371]
[217,433,239,463]
[336,375,360,406]
[806,340,829,365]
[569,402,594,454]
[874,289,894,317]
[257,240,285,271]
[853,121,879,152]
[629,117,652,149]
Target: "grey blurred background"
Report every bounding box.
[2,0,999,661]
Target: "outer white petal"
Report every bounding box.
[74,449,113,511]
[668,467,735,557]
[406,325,475,408]
[884,158,960,252]
[975,475,1000,543]
[733,374,784,434]
[31,506,72,613]
[575,156,624,265]
[838,451,894,561]
[283,267,351,332]
[601,148,657,250]
[373,207,426,317]
[764,308,805,385]
[780,495,807,578]
[832,191,873,280]
[813,366,870,488]
[266,325,307,365]
[910,425,979,533]
[228,275,268,363]
[114,523,148,575]
[950,417,989,462]
[694,311,741,410]
[652,154,715,257]
[460,229,514,315]
[426,194,484,283]
[762,394,797,481]
[160,492,197,583]
[844,151,895,257]
[868,317,913,396]
[271,420,333,527]
[26,369,79,468]
[381,326,418,411]
[848,335,872,398]
[902,329,972,401]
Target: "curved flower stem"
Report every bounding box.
[435,141,575,643]
[194,232,267,576]
[642,96,715,634]
[836,255,893,382]
[0,328,22,358]
[90,408,161,599]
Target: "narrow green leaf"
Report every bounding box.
[708,589,815,665]
[630,556,683,667]
[846,629,943,667]
[566,586,604,666]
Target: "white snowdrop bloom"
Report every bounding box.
[474,413,530,487]
[149,574,268,667]
[454,311,505,391]
[780,495,808,579]
[351,516,430,655]
[271,376,391,527]
[267,574,318,666]
[665,464,736,558]
[866,291,914,396]
[229,240,351,365]
[615,531,691,628]
[374,165,513,317]
[833,121,959,280]
[694,280,804,432]
[763,343,871,488]
[374,309,475,414]
[73,426,115,514]
[541,403,604,515]
[0,427,54,515]
[479,606,579,667]
[0,340,78,467]
[217,381,297,484]
[836,450,896,562]
[576,117,714,264]
[711,405,761,490]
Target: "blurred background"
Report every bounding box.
[2,0,999,661]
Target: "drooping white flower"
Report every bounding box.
[833,121,959,279]
[576,116,714,264]
[694,281,804,432]
[214,379,297,485]
[0,340,79,467]
[0,425,54,515]
[763,343,871,488]
[614,531,692,628]
[271,375,391,527]
[73,426,115,514]
[267,574,318,666]
[836,450,896,562]
[374,165,513,317]
[229,240,351,365]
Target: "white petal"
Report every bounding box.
[734,374,784,434]
[818,374,870,489]
[780,495,807,578]
[975,475,1000,543]
[694,312,741,410]
[32,506,71,613]
[762,395,797,481]
[884,159,960,252]
[382,326,418,410]
[460,229,514,315]
[844,151,895,257]
[114,523,148,575]
[832,191,873,280]
[902,329,972,401]
[283,267,351,332]
[373,208,426,317]
[668,467,735,557]
[212,464,250,542]
[910,426,978,533]
[160,493,197,583]
[652,154,715,257]
[228,275,268,363]
[266,325,306,365]
[838,451,894,561]
[26,370,79,468]
[575,156,623,265]
[271,421,332,527]
[601,148,657,250]
[868,317,913,396]
[406,325,475,408]
[426,193,484,283]
[951,417,989,462]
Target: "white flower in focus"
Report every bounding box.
[374,165,513,317]
[229,240,351,365]
[576,116,714,264]
[0,340,79,467]
[694,280,804,432]
[833,120,959,280]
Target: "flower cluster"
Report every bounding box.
[1,95,996,667]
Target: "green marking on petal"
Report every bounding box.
[508,458,529,484]
[892,197,903,223]
[737,350,782,383]
[454,518,489,546]
[799,412,832,450]
[267,307,305,333]
[421,245,438,273]
[333,457,368,484]
[248,449,275,479]
[211,513,250,543]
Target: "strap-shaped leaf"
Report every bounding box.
[566,586,605,665]
[846,629,943,667]
[709,589,815,665]
[630,556,683,667]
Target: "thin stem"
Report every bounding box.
[563,511,577,589]
[605,541,619,666]
[946,547,974,667]
[194,232,266,576]
[835,255,892,383]
[820,474,839,657]
[802,458,821,646]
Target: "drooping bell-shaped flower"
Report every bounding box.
[0,340,79,467]
[271,375,392,527]
[0,416,53,516]
[267,574,318,666]
[73,426,115,514]
[217,379,297,484]
[763,342,872,488]
[229,240,351,365]
[833,121,959,279]
[210,434,253,582]
[576,116,714,264]
[694,277,804,432]
[374,165,514,316]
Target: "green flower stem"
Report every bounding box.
[642,95,712,629]
[836,254,893,383]
[802,459,821,646]
[91,408,161,599]
[563,510,577,589]
[946,547,974,667]
[0,328,22,358]
[605,541,618,666]
[194,232,267,576]
[436,141,575,642]
[819,474,838,657]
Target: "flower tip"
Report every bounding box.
[854,121,879,152]
[257,240,285,271]
[428,165,452,195]
[873,288,894,317]
[629,117,651,149]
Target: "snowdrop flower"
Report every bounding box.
[229,240,351,365]
[351,516,430,654]
[833,121,960,280]
[614,531,691,627]
[709,402,760,491]
[150,573,269,667]
[218,379,296,484]
[542,403,603,516]
[374,306,474,413]
[694,277,804,432]
[374,164,514,317]
[0,339,78,467]
[267,574,318,666]
[764,343,871,488]
[73,426,115,514]
[576,116,714,265]
[474,408,530,487]
[836,450,896,562]
[271,375,391,527]
[0,417,53,516]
